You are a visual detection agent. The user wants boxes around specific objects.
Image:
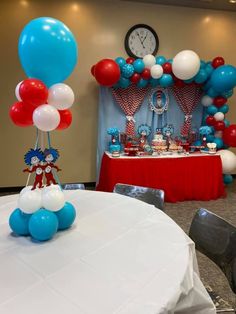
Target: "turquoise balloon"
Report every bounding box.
[118,77,130,88]
[205,63,214,76]
[137,78,148,88]
[133,59,145,73]
[224,119,230,127]
[121,64,134,78]
[207,87,219,98]
[195,69,208,84]
[213,137,223,149]
[200,60,206,69]
[223,174,233,185]
[193,140,202,146]
[206,105,218,115]
[18,17,78,87]
[167,59,173,64]
[115,57,126,68]
[29,209,58,241]
[9,208,31,236]
[159,74,174,87]
[219,104,229,114]
[221,89,233,98]
[156,56,166,65]
[56,202,76,230]
[210,65,236,93]
[150,78,159,87]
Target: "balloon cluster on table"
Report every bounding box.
[92,51,236,183]
[8,17,78,241]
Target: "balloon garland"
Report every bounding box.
[9,17,78,242]
[92,51,236,183]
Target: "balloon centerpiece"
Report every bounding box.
[91,51,236,184]
[9,17,78,241]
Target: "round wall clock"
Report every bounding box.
[125,24,159,59]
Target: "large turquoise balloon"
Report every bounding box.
[9,208,31,236]
[18,17,78,87]
[56,202,76,230]
[210,65,236,93]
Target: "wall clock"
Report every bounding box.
[124,24,159,59]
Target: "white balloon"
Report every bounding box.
[20,186,41,196]
[42,184,61,194]
[18,190,42,214]
[217,150,236,174]
[150,64,163,79]
[172,50,200,80]
[143,54,156,69]
[201,95,213,107]
[214,112,224,121]
[42,189,65,212]
[33,104,60,131]
[48,83,75,110]
[215,131,223,138]
[15,81,23,101]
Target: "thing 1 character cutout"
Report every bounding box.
[23,148,44,190]
[43,148,61,186]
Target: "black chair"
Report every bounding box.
[113,183,165,211]
[189,208,236,313]
[62,183,85,190]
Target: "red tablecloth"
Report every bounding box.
[96,153,226,202]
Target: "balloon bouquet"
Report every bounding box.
[9,17,78,241]
[91,51,236,184]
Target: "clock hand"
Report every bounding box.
[136,31,145,49]
[142,33,148,44]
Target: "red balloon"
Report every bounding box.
[91,65,96,76]
[223,124,236,147]
[162,62,172,74]
[214,121,225,131]
[175,79,185,88]
[57,109,72,130]
[94,59,120,87]
[9,101,34,127]
[212,57,225,69]
[126,57,135,64]
[213,96,227,107]
[130,73,141,84]
[19,79,48,107]
[141,68,151,80]
[206,116,216,126]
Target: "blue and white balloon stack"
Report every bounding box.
[9,185,76,241]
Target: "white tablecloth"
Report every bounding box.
[0,190,215,314]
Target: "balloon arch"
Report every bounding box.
[92,51,236,184]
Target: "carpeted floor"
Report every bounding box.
[165,181,236,308]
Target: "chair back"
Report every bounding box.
[62,183,85,190]
[113,183,164,211]
[189,208,236,294]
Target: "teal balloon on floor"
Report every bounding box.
[9,208,31,236]
[56,202,76,230]
[18,17,78,87]
[223,174,233,185]
[29,209,58,241]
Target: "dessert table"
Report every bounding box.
[96,152,226,202]
[0,190,215,314]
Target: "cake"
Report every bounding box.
[151,133,167,151]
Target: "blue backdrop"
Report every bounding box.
[97,86,203,179]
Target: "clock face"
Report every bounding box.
[125,24,159,59]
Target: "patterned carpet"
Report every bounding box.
[165,181,236,308]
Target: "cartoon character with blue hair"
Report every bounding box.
[137,124,151,150]
[23,148,44,190]
[43,148,61,186]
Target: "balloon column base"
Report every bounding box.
[9,201,76,242]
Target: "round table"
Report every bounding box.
[0,190,215,314]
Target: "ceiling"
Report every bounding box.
[121,0,236,12]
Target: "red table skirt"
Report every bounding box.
[96,153,226,202]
